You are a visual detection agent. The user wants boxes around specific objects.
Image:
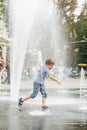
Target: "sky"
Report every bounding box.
[74,0,87,15]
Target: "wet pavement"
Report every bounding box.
[0,87,87,130]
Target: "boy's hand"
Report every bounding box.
[56,80,61,85]
[48,75,62,85]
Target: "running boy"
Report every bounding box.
[18,58,61,110]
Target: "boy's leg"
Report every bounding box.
[42,97,46,106]
[18,96,31,108]
[40,84,48,108]
[22,96,31,102]
[18,82,40,105]
[42,97,48,110]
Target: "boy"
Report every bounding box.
[18,58,61,110]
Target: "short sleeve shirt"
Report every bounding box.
[35,66,50,84]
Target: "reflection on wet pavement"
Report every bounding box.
[0,88,87,130]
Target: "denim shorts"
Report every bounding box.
[30,81,47,98]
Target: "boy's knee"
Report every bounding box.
[30,93,37,99]
[42,93,47,98]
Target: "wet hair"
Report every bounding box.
[45,58,55,65]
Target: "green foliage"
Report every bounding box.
[0,0,9,31]
[58,0,78,67]
[58,0,77,41]
[58,0,87,66]
[0,0,87,66]
[75,16,87,41]
[76,42,87,64]
[0,0,4,20]
[75,6,87,64]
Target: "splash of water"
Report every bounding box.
[80,68,87,109]
[37,51,43,68]
[9,0,66,101]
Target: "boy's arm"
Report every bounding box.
[48,75,61,85]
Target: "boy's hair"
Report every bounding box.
[45,58,55,65]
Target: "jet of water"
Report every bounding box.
[10,0,42,101]
[80,68,87,109]
[9,0,66,101]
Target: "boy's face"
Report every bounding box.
[47,64,54,70]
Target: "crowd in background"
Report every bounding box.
[23,65,73,80]
[23,64,87,80]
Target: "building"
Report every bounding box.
[0,20,9,61]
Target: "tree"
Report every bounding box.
[0,0,9,29]
[76,42,87,64]
[75,2,87,64]
[58,0,77,41]
[76,3,87,41]
[0,0,3,19]
[57,0,77,67]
